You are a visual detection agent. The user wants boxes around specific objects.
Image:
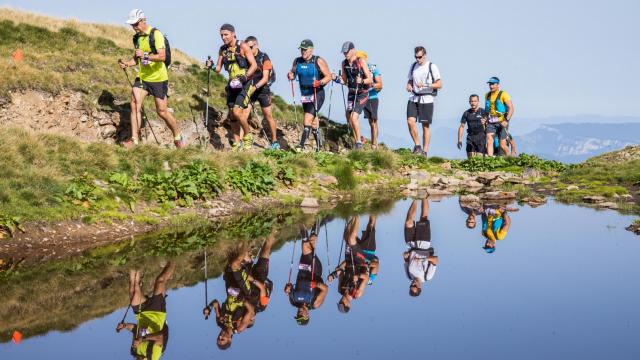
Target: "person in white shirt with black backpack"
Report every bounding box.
[406,46,442,157]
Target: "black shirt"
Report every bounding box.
[460,108,488,135]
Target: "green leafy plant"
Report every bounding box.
[226,160,275,196]
[452,154,567,172]
[140,161,222,205]
[64,173,99,206]
[0,213,25,238]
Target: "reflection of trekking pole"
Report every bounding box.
[287,238,297,284]
[204,55,211,148]
[325,222,330,271]
[120,66,160,145]
[204,247,209,319]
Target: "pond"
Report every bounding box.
[1,196,639,360]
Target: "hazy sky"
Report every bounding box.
[3,0,639,138]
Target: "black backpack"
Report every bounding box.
[256,51,276,86]
[133,28,172,68]
[410,61,438,96]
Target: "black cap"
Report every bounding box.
[299,39,313,49]
[341,41,355,53]
[220,23,235,32]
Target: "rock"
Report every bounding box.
[566,185,579,191]
[438,177,462,187]
[626,223,640,235]
[612,194,620,199]
[523,167,541,178]
[441,162,452,171]
[401,189,413,196]
[523,196,547,207]
[597,202,619,209]
[98,117,113,126]
[459,194,480,203]
[426,188,453,196]
[480,191,517,200]
[461,180,484,188]
[100,125,116,139]
[313,173,338,186]
[490,178,505,187]
[583,195,606,203]
[300,197,319,208]
[409,170,430,182]
[621,194,633,199]
[476,172,501,184]
[406,179,419,190]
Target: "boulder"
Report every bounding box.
[438,177,462,187]
[490,178,505,187]
[426,188,453,196]
[408,170,430,182]
[480,191,517,200]
[313,173,338,186]
[476,172,501,184]
[459,194,480,203]
[566,185,579,191]
[597,202,619,209]
[461,180,484,189]
[406,179,419,190]
[583,195,606,203]
[300,197,319,208]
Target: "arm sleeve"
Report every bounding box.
[460,111,467,124]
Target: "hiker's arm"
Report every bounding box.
[215,49,224,73]
[315,57,332,86]
[360,59,373,86]
[498,213,511,239]
[287,59,297,81]
[457,123,465,145]
[116,322,136,333]
[242,42,257,79]
[406,65,414,92]
[355,273,369,297]
[237,302,255,332]
[428,255,439,266]
[505,98,514,121]
[373,73,383,91]
[312,282,328,308]
[341,62,348,85]
[148,48,166,63]
[255,67,270,89]
[431,78,442,90]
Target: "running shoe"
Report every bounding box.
[270,141,281,150]
[174,134,185,149]
[412,145,423,154]
[242,134,254,150]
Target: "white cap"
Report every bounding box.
[126,9,145,24]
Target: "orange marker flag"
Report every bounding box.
[12,330,22,344]
[12,48,24,63]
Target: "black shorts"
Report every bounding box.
[357,228,376,252]
[466,132,486,154]
[347,91,369,115]
[345,244,368,265]
[133,293,166,314]
[133,78,168,100]
[406,101,434,124]
[486,122,509,140]
[301,88,325,116]
[299,253,323,279]
[404,219,431,244]
[226,82,256,109]
[249,86,272,108]
[251,257,270,283]
[364,98,379,120]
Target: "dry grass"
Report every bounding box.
[0,7,196,65]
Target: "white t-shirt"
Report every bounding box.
[407,61,441,104]
[405,248,437,283]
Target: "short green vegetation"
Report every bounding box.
[452,153,567,172]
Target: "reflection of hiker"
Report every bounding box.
[459,197,483,229]
[116,261,175,360]
[457,94,488,158]
[403,199,438,297]
[118,9,184,149]
[484,77,515,157]
[284,224,328,325]
[481,206,511,253]
[328,216,375,313]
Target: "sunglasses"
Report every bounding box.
[130,20,142,27]
[249,45,255,49]
[415,54,425,59]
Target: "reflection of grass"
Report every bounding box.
[555,183,629,203]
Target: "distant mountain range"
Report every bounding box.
[378,121,640,163]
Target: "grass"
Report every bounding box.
[0,10,299,124]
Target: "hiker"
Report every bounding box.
[356,50,383,149]
[403,198,438,297]
[244,36,280,150]
[207,23,257,151]
[406,46,442,157]
[457,94,488,158]
[287,39,332,152]
[335,42,372,150]
[484,77,515,157]
[481,205,512,253]
[459,196,483,229]
[284,224,328,325]
[116,261,175,359]
[327,216,373,313]
[118,9,184,149]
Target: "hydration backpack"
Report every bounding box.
[410,61,438,96]
[133,27,172,68]
[256,51,276,86]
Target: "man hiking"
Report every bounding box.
[457,94,488,158]
[287,39,333,152]
[284,224,328,325]
[481,205,512,254]
[484,77,515,157]
[336,42,372,150]
[403,198,438,297]
[406,46,442,157]
[244,36,280,150]
[208,23,257,151]
[356,50,383,149]
[116,261,175,359]
[119,9,184,149]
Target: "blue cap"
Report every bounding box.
[483,246,496,254]
[487,77,500,84]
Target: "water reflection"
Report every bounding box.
[403,198,438,296]
[458,197,516,253]
[116,262,175,360]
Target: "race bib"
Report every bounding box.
[137,327,149,337]
[488,116,502,124]
[298,263,312,271]
[229,78,243,89]
[227,287,240,297]
[300,95,315,104]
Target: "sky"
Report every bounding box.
[3,0,640,140]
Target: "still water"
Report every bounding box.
[1,197,639,359]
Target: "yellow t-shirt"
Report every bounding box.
[486,90,511,119]
[136,27,169,83]
[136,340,163,360]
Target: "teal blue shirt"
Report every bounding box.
[368,65,381,100]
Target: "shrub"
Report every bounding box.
[226,161,275,196]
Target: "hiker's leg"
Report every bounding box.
[499,139,510,157]
[130,269,144,307]
[344,216,359,246]
[422,122,431,153]
[154,96,180,138]
[153,261,176,296]
[405,199,417,228]
[130,87,146,141]
[259,228,275,259]
[261,105,277,142]
[420,197,430,221]
[233,106,251,138]
[367,215,377,231]
[486,133,495,156]
[369,117,378,146]
[407,117,419,146]
[349,111,361,143]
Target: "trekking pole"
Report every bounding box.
[204,55,212,148]
[338,70,353,144]
[290,80,299,124]
[120,61,160,146]
[287,238,297,284]
[204,247,209,319]
[325,221,330,271]
[252,105,270,145]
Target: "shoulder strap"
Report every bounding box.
[132,34,140,49]
[149,28,157,54]
[497,91,503,102]
[428,62,434,83]
[411,61,417,74]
